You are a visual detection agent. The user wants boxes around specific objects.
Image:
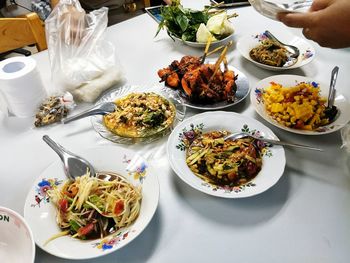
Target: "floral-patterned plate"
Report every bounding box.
[166,111,286,198]
[24,146,159,260]
[251,75,350,135]
[236,31,315,71]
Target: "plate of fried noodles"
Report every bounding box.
[237,31,315,71]
[167,111,286,198]
[24,146,159,260]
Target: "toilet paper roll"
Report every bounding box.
[0,56,47,118]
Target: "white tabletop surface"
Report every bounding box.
[1,1,350,262]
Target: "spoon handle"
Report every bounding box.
[42,135,67,161]
[264,30,279,43]
[63,107,106,124]
[259,138,323,151]
[328,66,339,108]
[264,30,300,58]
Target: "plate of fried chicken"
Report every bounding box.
[157,54,250,110]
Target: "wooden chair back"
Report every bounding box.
[0,12,47,54]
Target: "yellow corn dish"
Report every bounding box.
[262,81,329,130]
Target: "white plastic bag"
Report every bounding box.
[45,0,124,102]
[341,122,350,173]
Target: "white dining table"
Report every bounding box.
[1,1,350,262]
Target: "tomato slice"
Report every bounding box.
[114,200,124,216]
[58,199,68,213]
[78,223,94,236]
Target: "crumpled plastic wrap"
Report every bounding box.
[45,0,124,102]
[341,122,350,152]
[341,122,350,173]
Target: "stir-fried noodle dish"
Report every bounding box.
[47,172,142,243]
[249,39,289,67]
[186,131,264,187]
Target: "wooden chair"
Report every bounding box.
[0,12,47,54]
[51,0,59,8]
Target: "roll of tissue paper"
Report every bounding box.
[0,56,47,117]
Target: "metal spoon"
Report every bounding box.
[62,102,116,124]
[224,132,323,151]
[264,30,300,59]
[43,135,96,180]
[324,66,339,121]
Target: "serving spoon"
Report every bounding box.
[324,66,339,121]
[62,102,116,124]
[43,135,96,180]
[224,132,323,151]
[264,30,300,59]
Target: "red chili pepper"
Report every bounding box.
[246,161,258,177]
[284,97,295,103]
[114,200,124,216]
[58,199,68,213]
[78,223,94,236]
[294,120,305,129]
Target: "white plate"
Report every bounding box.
[172,64,250,110]
[237,31,315,71]
[169,32,234,48]
[91,85,186,144]
[251,75,350,135]
[24,147,159,260]
[248,0,311,21]
[167,111,286,198]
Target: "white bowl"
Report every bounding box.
[24,146,159,260]
[251,75,350,135]
[167,111,286,198]
[169,32,234,48]
[0,206,35,263]
[237,31,315,71]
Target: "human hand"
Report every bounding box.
[277,0,350,48]
[59,4,86,45]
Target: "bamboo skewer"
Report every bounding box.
[208,45,228,85]
[201,37,213,64]
[223,57,228,72]
[159,41,233,83]
[206,40,232,58]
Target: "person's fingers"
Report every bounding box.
[302,28,339,48]
[302,27,313,40]
[302,28,329,48]
[277,12,315,28]
[309,0,331,11]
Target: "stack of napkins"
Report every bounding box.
[248,0,312,20]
